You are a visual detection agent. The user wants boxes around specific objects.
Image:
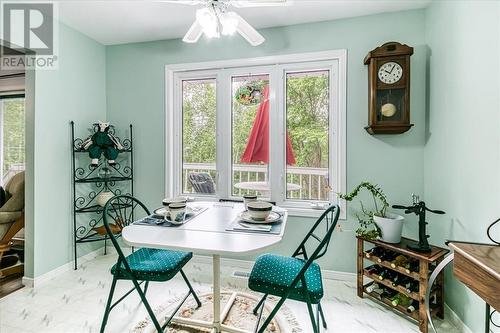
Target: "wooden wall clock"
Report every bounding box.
[364,42,414,134]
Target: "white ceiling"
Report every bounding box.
[58,0,431,45]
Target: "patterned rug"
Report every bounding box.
[132,291,302,333]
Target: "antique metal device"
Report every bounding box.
[393,194,445,253]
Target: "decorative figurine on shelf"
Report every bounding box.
[81,121,123,168]
[393,194,445,253]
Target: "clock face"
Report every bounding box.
[378,61,403,84]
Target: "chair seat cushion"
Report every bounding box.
[111,248,192,282]
[248,254,324,304]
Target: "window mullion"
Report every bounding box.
[0,100,3,184]
[216,70,231,199]
[171,75,181,197]
[269,67,285,205]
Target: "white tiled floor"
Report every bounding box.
[0,253,461,333]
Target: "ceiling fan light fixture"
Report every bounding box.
[196,7,220,38]
[220,11,239,36]
[180,1,266,45]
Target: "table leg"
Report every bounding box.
[213,254,221,333]
[485,303,490,333]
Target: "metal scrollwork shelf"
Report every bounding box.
[70,121,134,270]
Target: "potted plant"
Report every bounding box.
[338,182,404,243]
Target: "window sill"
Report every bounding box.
[182,196,347,220]
[281,205,347,220]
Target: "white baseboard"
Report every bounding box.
[190,254,357,283]
[22,246,107,288]
[444,304,474,333]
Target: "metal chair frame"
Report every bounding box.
[99,195,201,333]
[251,204,340,333]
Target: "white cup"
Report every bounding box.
[169,203,186,224]
[243,194,257,210]
[162,197,187,215]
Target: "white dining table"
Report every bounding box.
[122,201,288,333]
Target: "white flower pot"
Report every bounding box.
[96,191,114,207]
[373,213,404,243]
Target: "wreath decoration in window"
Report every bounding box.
[235,82,265,106]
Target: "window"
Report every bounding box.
[232,74,270,197]
[167,51,346,216]
[286,70,330,201]
[0,96,25,185]
[181,78,217,195]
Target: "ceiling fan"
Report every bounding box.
[159,0,290,46]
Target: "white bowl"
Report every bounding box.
[162,197,187,207]
[247,201,273,221]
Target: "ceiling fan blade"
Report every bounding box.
[234,12,265,46]
[230,0,290,8]
[183,20,204,43]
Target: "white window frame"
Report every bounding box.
[166,50,347,218]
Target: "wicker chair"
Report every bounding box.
[188,172,215,194]
[0,171,25,278]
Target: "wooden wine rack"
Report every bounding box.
[357,236,449,333]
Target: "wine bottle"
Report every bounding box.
[405,260,420,273]
[404,261,435,274]
[365,247,383,259]
[403,261,412,274]
[378,268,391,280]
[390,255,409,268]
[390,273,410,287]
[377,250,396,263]
[366,264,382,276]
[397,276,412,288]
[405,281,419,294]
[407,300,419,313]
[366,283,382,293]
[389,273,399,286]
[380,288,397,299]
[391,293,412,307]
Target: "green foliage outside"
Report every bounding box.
[181,73,330,199]
[182,81,217,164]
[2,98,25,177]
[286,74,329,168]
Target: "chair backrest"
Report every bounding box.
[288,204,340,294]
[292,204,340,262]
[103,195,150,265]
[188,172,215,194]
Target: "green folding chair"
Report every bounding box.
[99,195,201,333]
[248,204,340,333]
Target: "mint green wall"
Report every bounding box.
[29,22,107,277]
[424,1,500,332]
[106,9,427,272]
[24,4,499,330]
